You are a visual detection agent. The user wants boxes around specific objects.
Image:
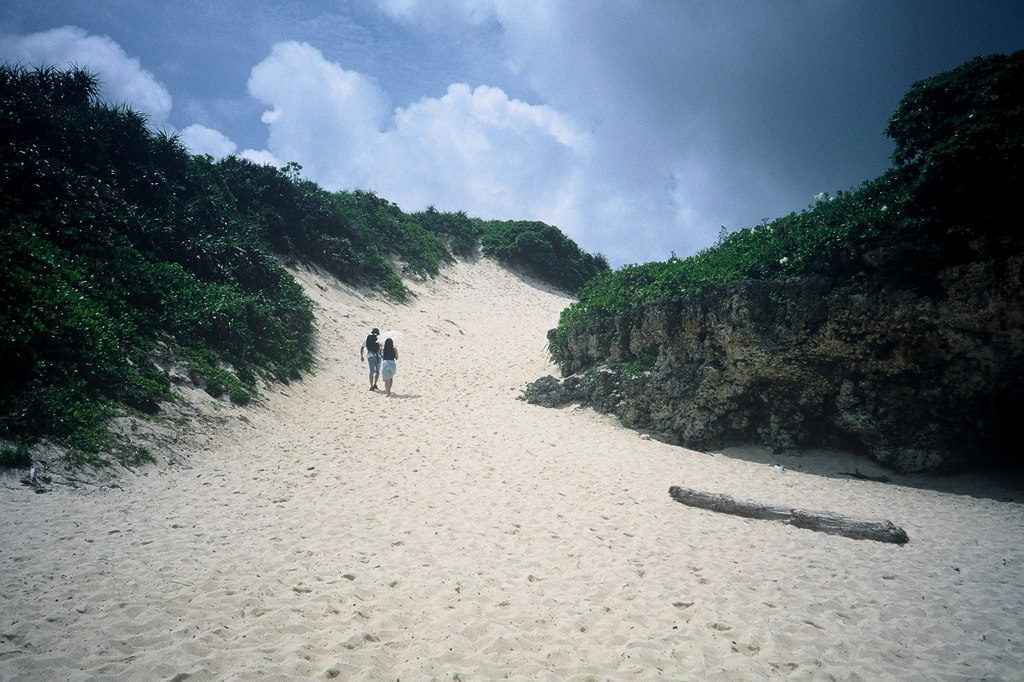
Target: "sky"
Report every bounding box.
[2,1,1022,267]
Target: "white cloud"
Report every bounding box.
[179,124,238,158]
[246,41,390,189]
[239,148,282,167]
[376,82,590,220]
[245,40,591,233]
[0,25,172,124]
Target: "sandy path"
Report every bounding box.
[2,258,1023,681]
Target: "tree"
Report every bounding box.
[885,50,1024,243]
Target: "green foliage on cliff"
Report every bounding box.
[415,206,483,257]
[480,219,610,293]
[556,50,1024,342]
[413,210,612,292]
[882,49,1024,281]
[0,64,603,465]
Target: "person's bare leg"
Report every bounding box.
[384,378,393,396]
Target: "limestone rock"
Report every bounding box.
[530,254,1024,474]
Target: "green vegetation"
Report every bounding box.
[216,159,442,300]
[0,444,32,469]
[622,352,657,378]
[556,50,1024,343]
[480,220,609,293]
[0,64,605,467]
[414,209,611,292]
[415,206,483,257]
[0,65,317,465]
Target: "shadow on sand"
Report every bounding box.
[713,444,1023,504]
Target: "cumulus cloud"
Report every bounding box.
[245,40,590,230]
[246,41,391,188]
[376,82,590,221]
[239,148,282,167]
[0,25,172,124]
[179,124,238,158]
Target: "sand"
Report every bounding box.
[2,257,1023,681]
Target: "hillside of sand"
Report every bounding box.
[2,257,1023,680]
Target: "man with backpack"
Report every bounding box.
[360,327,382,390]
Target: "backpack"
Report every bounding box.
[365,333,380,354]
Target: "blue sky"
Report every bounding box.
[2,1,1022,267]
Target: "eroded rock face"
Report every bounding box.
[525,255,1024,473]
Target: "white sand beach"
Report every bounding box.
[2,257,1023,681]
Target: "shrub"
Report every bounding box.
[0,64,315,464]
[480,220,609,293]
[0,444,32,469]
[414,206,484,256]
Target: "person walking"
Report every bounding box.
[380,336,399,397]
[360,327,381,390]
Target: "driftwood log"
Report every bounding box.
[668,486,909,544]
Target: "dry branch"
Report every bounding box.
[668,486,909,544]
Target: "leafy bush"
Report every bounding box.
[480,219,610,293]
[414,206,483,257]
[217,159,408,298]
[0,444,32,469]
[335,190,452,279]
[881,49,1024,281]
[887,50,1024,229]
[0,64,315,464]
[554,178,894,338]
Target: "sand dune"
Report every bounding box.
[2,257,1023,681]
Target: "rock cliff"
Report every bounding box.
[524,253,1024,473]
